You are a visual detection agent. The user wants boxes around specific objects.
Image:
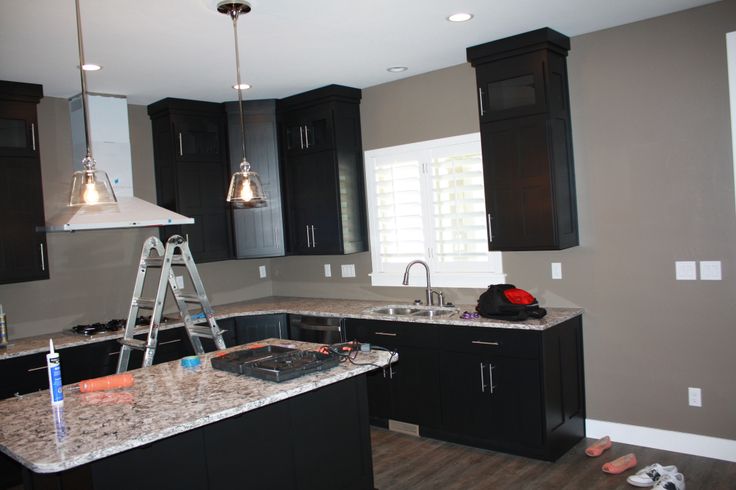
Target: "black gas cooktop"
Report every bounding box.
[211,345,340,382]
[70,316,169,336]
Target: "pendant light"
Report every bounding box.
[68,0,117,206]
[219,0,267,208]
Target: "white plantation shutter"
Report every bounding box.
[365,134,504,288]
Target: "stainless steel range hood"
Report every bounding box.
[44,93,194,232]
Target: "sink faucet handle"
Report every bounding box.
[431,290,445,307]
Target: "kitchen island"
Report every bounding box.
[0,339,393,490]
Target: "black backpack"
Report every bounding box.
[476,284,547,321]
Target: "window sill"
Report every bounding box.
[369,271,506,289]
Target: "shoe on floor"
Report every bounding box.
[651,472,685,490]
[626,463,679,487]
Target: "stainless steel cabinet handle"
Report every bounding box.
[31,123,36,150]
[488,363,496,394]
[304,125,310,148]
[158,339,181,346]
[39,243,45,271]
[310,225,316,247]
[306,225,311,247]
[374,331,397,337]
[487,213,493,244]
[471,340,499,346]
[299,126,304,149]
[479,362,487,393]
[478,88,485,116]
[27,365,47,373]
[178,133,183,156]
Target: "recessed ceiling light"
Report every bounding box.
[447,12,473,22]
[232,83,251,90]
[80,64,102,71]
[386,66,408,73]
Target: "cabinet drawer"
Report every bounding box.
[345,319,438,349]
[439,325,539,359]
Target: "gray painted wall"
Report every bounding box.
[273,0,736,440]
[1,0,734,442]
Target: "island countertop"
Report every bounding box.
[0,339,395,474]
[0,296,583,359]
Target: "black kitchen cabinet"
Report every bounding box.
[467,28,578,250]
[147,98,234,262]
[344,319,441,429]
[278,85,368,255]
[0,80,49,284]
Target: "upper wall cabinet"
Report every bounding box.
[225,100,285,258]
[278,85,368,255]
[147,98,234,263]
[468,28,579,250]
[0,80,49,284]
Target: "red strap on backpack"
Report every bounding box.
[503,288,536,305]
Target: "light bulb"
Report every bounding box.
[239,179,254,202]
[83,183,99,204]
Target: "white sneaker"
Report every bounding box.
[651,472,685,490]
[626,463,679,487]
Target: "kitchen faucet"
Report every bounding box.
[402,260,444,306]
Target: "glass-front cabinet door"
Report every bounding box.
[0,102,38,157]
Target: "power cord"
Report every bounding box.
[319,341,397,372]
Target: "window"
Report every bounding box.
[364,133,504,288]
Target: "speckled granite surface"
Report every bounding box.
[0,296,583,359]
[0,339,395,473]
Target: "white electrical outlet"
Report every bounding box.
[700,261,722,280]
[551,262,562,280]
[324,264,332,277]
[258,265,267,279]
[675,261,697,280]
[341,264,356,278]
[175,275,185,289]
[688,387,702,407]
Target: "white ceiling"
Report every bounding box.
[0,0,719,105]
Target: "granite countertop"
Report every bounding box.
[0,339,395,473]
[0,296,583,360]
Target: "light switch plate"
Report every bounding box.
[175,275,185,289]
[258,265,267,279]
[688,387,702,407]
[551,262,562,280]
[341,264,356,278]
[324,264,332,278]
[699,261,721,280]
[675,261,697,280]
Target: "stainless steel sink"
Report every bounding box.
[367,305,458,319]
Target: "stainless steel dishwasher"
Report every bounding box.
[288,315,344,344]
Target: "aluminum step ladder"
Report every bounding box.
[116,235,227,373]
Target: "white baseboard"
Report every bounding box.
[586,419,736,463]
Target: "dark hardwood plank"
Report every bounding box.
[371,427,736,489]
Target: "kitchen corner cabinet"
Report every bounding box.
[147,98,234,262]
[0,80,49,284]
[345,316,585,461]
[278,85,368,255]
[225,100,285,258]
[467,28,579,250]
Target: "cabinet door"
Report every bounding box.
[0,102,39,157]
[0,351,48,399]
[63,340,121,382]
[285,151,342,254]
[440,351,542,448]
[480,115,557,250]
[0,155,48,284]
[172,115,225,162]
[283,108,333,155]
[390,345,441,427]
[235,314,287,344]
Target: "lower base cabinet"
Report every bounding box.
[345,316,585,461]
[21,375,374,490]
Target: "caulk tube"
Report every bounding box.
[47,339,63,405]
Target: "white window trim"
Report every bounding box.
[728,31,736,213]
[364,133,505,289]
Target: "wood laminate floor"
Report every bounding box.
[371,428,736,490]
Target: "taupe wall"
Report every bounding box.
[273,0,736,440]
[0,98,273,338]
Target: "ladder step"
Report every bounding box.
[143,256,187,267]
[178,293,203,304]
[133,298,156,309]
[120,339,147,350]
[187,326,216,338]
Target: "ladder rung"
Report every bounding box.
[133,298,156,309]
[178,293,203,304]
[187,327,215,338]
[120,339,147,350]
[143,256,187,267]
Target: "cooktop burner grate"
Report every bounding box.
[211,346,340,382]
[70,316,168,335]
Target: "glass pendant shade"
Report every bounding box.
[69,156,117,206]
[226,159,267,208]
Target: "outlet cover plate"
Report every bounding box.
[258,265,267,279]
[551,262,562,280]
[700,261,721,280]
[675,261,697,280]
[341,264,356,278]
[688,387,702,407]
[324,264,332,278]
